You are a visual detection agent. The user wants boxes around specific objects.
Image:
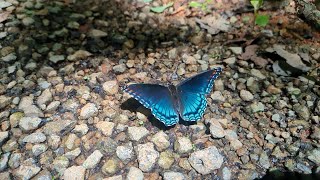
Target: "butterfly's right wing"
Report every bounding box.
[123,84,179,126]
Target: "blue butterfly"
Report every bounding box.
[123,67,222,126]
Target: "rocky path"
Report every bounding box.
[0,0,320,179]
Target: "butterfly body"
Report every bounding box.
[123,67,222,126]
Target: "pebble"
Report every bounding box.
[18,96,44,117]
[250,69,266,79]
[116,142,134,163]
[96,121,115,136]
[188,146,224,175]
[208,120,225,138]
[49,55,65,63]
[65,148,81,160]
[127,166,144,180]
[158,151,175,169]
[222,167,232,180]
[2,139,18,152]
[13,161,41,179]
[259,151,271,169]
[43,120,76,135]
[37,89,53,109]
[174,137,193,154]
[52,156,69,174]
[224,57,236,65]
[8,153,21,169]
[294,105,310,120]
[103,80,119,95]
[88,29,108,38]
[229,47,243,55]
[0,131,9,145]
[163,172,186,180]
[72,124,89,136]
[65,133,78,150]
[0,153,10,171]
[19,117,42,132]
[211,91,225,102]
[151,131,170,151]
[82,150,103,169]
[102,158,119,175]
[32,144,48,156]
[22,132,46,143]
[79,103,98,119]
[136,142,159,172]
[67,50,92,61]
[128,126,149,141]
[113,64,127,73]
[63,166,86,180]
[307,148,320,165]
[22,17,35,26]
[250,102,265,113]
[240,90,254,101]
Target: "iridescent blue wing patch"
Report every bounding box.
[177,67,222,121]
[123,84,179,126]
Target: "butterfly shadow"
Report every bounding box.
[120,98,175,130]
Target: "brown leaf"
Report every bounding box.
[0,11,10,23]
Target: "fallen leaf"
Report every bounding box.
[150,2,173,13]
[195,15,230,35]
[0,11,10,23]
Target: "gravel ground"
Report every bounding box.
[0,0,320,179]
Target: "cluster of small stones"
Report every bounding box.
[1,0,320,180]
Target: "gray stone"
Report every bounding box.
[0,95,11,110]
[294,105,310,120]
[151,131,170,151]
[23,132,46,143]
[174,137,193,154]
[8,153,21,169]
[307,148,320,165]
[229,47,243,55]
[210,91,225,102]
[37,89,52,109]
[32,144,48,156]
[72,124,89,136]
[2,139,18,152]
[0,152,10,171]
[250,102,265,113]
[82,150,103,169]
[240,90,254,101]
[163,172,186,180]
[128,126,149,141]
[259,151,270,169]
[0,1,12,8]
[52,156,69,174]
[88,29,108,38]
[65,133,78,150]
[2,53,17,63]
[188,146,224,175]
[22,17,35,26]
[49,55,65,63]
[127,166,144,180]
[43,120,76,136]
[116,142,134,163]
[208,120,225,138]
[0,172,10,180]
[46,101,60,113]
[18,96,44,117]
[19,117,42,132]
[136,142,159,172]
[13,162,41,179]
[65,148,81,160]
[63,166,86,180]
[222,167,232,180]
[250,69,266,79]
[32,169,52,180]
[79,103,98,119]
[113,64,127,73]
[224,57,236,65]
[0,131,9,145]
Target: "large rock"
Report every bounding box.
[188,146,224,175]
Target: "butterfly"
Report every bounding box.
[123,67,222,126]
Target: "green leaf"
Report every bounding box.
[250,0,262,11]
[189,1,202,8]
[143,0,153,3]
[150,2,174,13]
[255,14,269,26]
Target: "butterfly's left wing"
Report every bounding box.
[177,67,222,121]
[123,84,179,126]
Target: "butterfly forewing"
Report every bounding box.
[177,67,222,94]
[176,67,222,121]
[124,84,179,126]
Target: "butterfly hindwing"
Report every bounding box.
[177,67,222,121]
[123,84,179,126]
